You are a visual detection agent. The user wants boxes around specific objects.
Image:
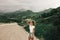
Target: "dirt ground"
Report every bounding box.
[0,23,38,40]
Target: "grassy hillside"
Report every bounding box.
[0,7,60,40]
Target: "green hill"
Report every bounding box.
[0,7,60,40]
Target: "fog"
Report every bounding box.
[0,0,60,12]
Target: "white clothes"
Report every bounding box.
[29,25,35,33]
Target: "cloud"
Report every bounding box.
[0,0,60,12]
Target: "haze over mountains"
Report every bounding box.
[0,0,60,12]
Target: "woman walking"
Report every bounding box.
[27,19,35,40]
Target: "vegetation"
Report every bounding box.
[0,7,60,40]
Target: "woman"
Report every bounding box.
[27,20,35,40]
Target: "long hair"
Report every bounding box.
[27,20,36,26]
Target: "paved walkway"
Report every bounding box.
[0,23,38,40]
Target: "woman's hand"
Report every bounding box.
[32,28,35,34]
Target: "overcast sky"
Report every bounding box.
[0,0,60,12]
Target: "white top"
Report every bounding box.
[29,25,35,33]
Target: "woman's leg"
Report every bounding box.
[31,37,34,40]
[28,36,30,40]
[28,33,31,40]
[31,34,34,40]
[28,33,34,40]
